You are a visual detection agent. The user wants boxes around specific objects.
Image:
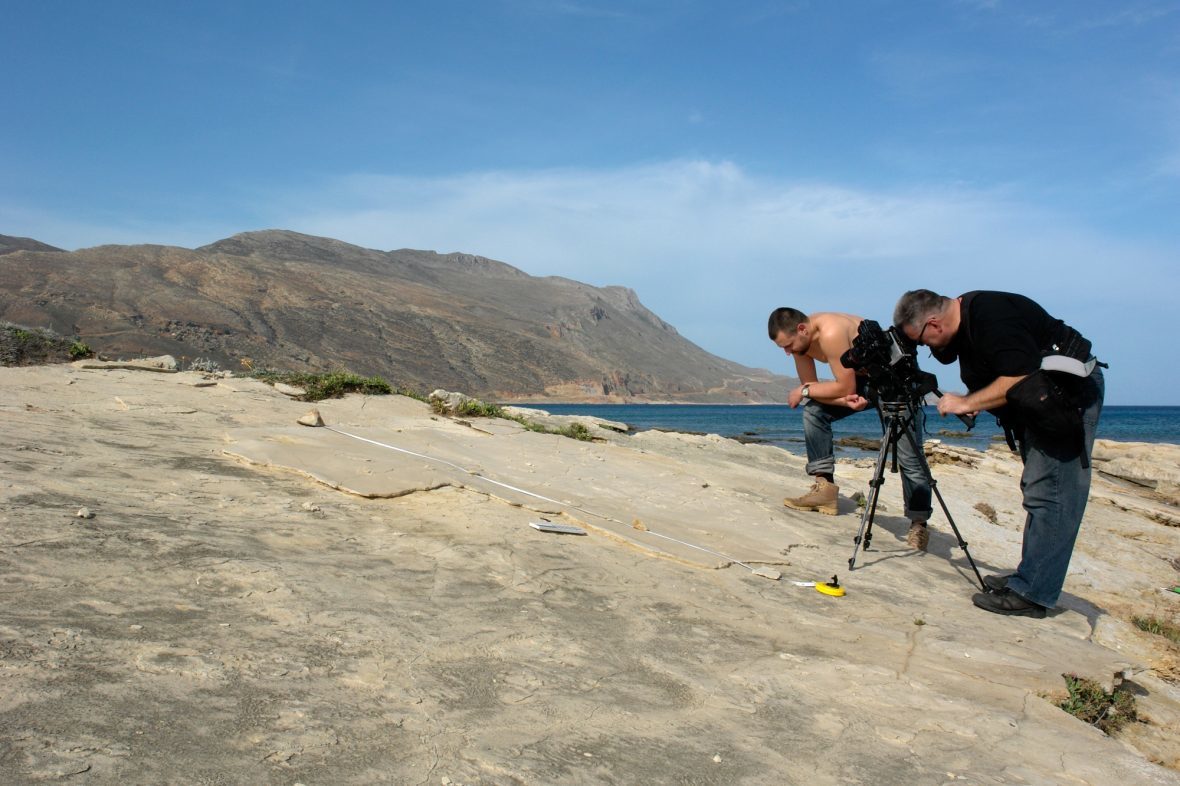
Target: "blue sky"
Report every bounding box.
[3,1,1177,404]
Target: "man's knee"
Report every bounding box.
[801,401,833,432]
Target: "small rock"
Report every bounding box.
[75,507,94,519]
[429,389,473,413]
[274,382,305,397]
[297,409,324,427]
[713,754,722,763]
[73,354,179,372]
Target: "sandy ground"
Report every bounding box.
[1,362,1179,785]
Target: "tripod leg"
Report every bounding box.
[897,416,988,591]
[848,425,894,571]
[930,483,988,591]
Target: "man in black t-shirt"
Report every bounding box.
[892,290,1104,618]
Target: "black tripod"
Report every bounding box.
[847,398,987,591]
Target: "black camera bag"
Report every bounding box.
[1005,370,1084,439]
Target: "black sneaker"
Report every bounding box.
[983,573,1011,592]
[972,590,1047,618]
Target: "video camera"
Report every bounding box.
[840,320,941,407]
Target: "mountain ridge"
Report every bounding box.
[0,229,793,402]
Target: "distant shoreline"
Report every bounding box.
[505,402,1180,451]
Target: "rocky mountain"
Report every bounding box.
[0,229,793,401]
[0,234,63,255]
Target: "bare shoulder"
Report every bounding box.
[813,312,863,344]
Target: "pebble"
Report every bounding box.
[297,409,324,427]
[75,507,94,519]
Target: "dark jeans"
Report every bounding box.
[801,394,933,522]
[1007,368,1105,608]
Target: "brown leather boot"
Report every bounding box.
[783,477,839,515]
[907,521,929,551]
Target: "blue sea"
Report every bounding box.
[515,404,1180,458]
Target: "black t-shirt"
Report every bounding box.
[934,290,1066,395]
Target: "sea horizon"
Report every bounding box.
[509,403,1180,457]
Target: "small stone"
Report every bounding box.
[297,409,324,427]
[274,382,305,397]
[301,501,321,512]
[75,507,94,519]
[129,624,143,631]
[713,754,722,763]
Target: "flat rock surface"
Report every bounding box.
[2,364,1179,784]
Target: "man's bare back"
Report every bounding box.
[803,312,863,363]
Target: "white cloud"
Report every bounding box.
[262,159,1173,404]
[10,159,1171,403]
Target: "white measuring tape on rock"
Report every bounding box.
[297,407,844,593]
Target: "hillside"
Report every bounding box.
[0,230,792,401]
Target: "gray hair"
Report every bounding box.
[893,289,950,330]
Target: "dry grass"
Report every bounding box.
[974,501,999,524]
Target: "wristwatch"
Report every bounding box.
[801,384,811,400]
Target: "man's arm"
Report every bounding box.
[787,355,819,408]
[937,375,1026,416]
[801,323,858,406]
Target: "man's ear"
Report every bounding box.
[796,322,808,335]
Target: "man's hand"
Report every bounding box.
[787,385,806,408]
[839,394,871,411]
[937,392,977,417]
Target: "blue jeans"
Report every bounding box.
[801,396,933,522]
[1006,368,1105,608]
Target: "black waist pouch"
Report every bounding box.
[1006,370,1091,461]
[1006,371,1082,437]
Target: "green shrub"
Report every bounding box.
[1058,673,1136,734]
[250,370,397,402]
[514,417,595,442]
[451,399,505,418]
[558,422,593,441]
[68,341,92,359]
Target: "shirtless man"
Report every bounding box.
[767,307,933,550]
